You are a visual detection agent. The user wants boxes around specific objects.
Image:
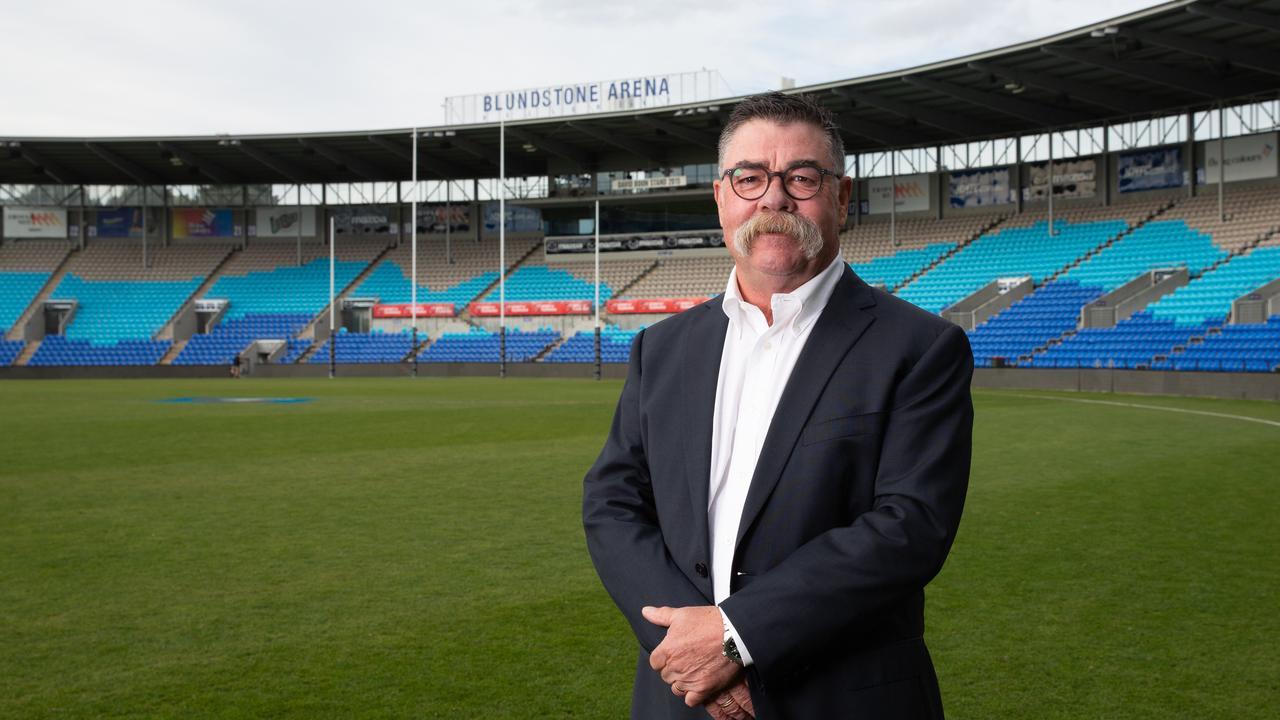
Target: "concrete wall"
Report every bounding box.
[4,364,1275,400]
[974,367,1280,401]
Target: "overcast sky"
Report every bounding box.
[1,0,1164,138]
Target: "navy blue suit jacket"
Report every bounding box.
[583,267,973,719]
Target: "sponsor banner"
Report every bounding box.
[255,207,317,238]
[867,173,930,214]
[172,208,236,238]
[334,205,394,234]
[1201,132,1277,184]
[612,176,688,191]
[3,207,67,238]
[1024,158,1096,200]
[607,297,709,314]
[95,208,144,238]
[545,231,723,255]
[372,303,456,318]
[1119,147,1184,193]
[468,300,591,316]
[482,203,542,234]
[415,203,471,233]
[949,168,1013,208]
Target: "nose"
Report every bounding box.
[757,173,797,213]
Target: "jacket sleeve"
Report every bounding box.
[718,322,974,683]
[583,329,711,653]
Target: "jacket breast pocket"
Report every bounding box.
[800,411,884,446]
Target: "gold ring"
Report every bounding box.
[674,684,684,694]
[717,696,735,708]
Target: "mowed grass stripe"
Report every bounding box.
[1,379,1276,719]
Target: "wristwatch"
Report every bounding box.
[722,636,744,666]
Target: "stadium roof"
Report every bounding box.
[2,0,1279,187]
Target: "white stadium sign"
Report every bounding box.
[611,176,688,191]
[3,207,67,239]
[1202,132,1278,184]
[444,69,727,124]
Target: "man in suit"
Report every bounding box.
[583,91,973,719]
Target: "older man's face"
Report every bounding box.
[714,119,851,289]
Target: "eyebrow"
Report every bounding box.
[731,159,828,171]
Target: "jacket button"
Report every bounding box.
[695,562,708,577]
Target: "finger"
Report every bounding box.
[671,682,685,698]
[728,682,753,713]
[641,605,674,627]
[702,703,729,720]
[649,645,668,671]
[685,690,711,708]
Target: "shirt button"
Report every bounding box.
[763,341,773,351]
[695,562,709,577]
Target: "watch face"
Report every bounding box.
[723,637,743,665]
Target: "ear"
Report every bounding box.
[713,176,729,229]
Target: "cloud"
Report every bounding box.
[0,0,1163,136]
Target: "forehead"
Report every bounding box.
[722,119,831,167]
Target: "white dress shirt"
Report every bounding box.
[710,254,846,665]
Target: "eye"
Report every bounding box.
[787,170,820,188]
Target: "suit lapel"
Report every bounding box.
[734,268,877,548]
[681,298,728,559]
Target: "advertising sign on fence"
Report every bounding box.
[468,300,591,316]
[948,168,1013,208]
[172,208,236,238]
[334,205,394,234]
[1024,158,1096,200]
[482,203,542,234]
[3,207,67,238]
[606,297,709,314]
[867,174,930,214]
[255,207,317,238]
[94,208,144,238]
[1201,132,1277,184]
[372,303,456,318]
[1118,147,1184,193]
[415,204,471,233]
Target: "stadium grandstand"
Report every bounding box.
[2,0,1279,397]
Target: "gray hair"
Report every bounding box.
[717,91,846,173]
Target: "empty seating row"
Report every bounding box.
[353,261,495,307]
[968,280,1106,367]
[173,313,313,365]
[543,327,640,363]
[0,272,50,331]
[28,337,170,366]
[1028,312,1222,369]
[308,329,415,364]
[0,339,24,365]
[418,328,558,363]
[850,243,954,290]
[51,274,202,345]
[483,266,614,302]
[897,219,1126,313]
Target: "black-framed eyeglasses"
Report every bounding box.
[722,165,842,201]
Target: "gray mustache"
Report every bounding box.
[733,212,825,261]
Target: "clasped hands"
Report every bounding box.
[642,605,755,720]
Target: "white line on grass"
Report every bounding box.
[995,392,1280,429]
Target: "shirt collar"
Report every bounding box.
[721,253,846,337]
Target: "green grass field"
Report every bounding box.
[1,378,1277,719]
